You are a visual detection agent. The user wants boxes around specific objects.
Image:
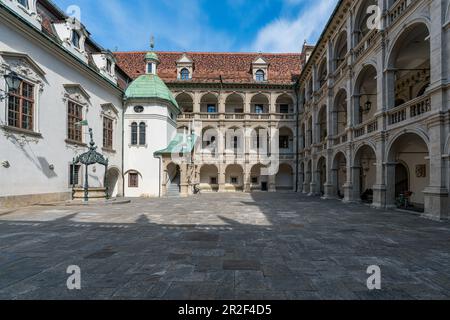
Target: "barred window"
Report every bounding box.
[69,164,81,186]
[8,80,34,131]
[67,101,83,142]
[129,172,139,188]
[180,68,190,80]
[103,117,113,149]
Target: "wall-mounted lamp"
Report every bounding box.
[0,71,21,101]
[1,161,10,168]
[360,100,372,114]
[49,164,55,171]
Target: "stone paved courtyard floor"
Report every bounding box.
[0,192,450,300]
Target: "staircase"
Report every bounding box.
[166,174,181,198]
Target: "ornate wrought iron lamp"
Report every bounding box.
[0,71,21,101]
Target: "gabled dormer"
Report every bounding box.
[176,53,193,80]
[2,0,42,29]
[92,51,118,84]
[145,51,159,75]
[53,17,89,63]
[252,56,269,82]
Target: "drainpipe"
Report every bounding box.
[121,98,125,198]
[294,81,300,193]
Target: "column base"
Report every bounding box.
[423,187,449,221]
[372,184,386,209]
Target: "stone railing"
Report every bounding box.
[353,119,379,139]
[388,94,431,126]
[273,113,296,120]
[333,132,348,146]
[389,0,416,26]
[249,113,271,120]
[353,29,378,62]
[178,113,194,120]
[224,113,245,120]
[199,113,220,120]
[333,62,347,83]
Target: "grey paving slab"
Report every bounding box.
[0,193,449,300]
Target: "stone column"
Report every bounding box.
[309,158,319,196]
[193,91,201,114]
[343,148,353,202]
[372,136,387,209]
[244,167,251,193]
[179,163,189,197]
[423,122,449,220]
[323,153,335,199]
[218,164,226,192]
[269,174,276,193]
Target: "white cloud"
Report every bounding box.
[251,0,339,53]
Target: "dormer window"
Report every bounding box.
[18,0,29,9]
[106,59,112,73]
[255,70,265,82]
[180,68,190,80]
[71,31,81,48]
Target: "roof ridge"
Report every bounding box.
[115,51,302,56]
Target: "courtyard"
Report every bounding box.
[0,192,449,300]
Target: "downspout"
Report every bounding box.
[121,97,125,198]
[294,80,300,193]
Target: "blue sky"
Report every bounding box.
[53,0,339,53]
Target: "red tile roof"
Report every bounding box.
[114,51,302,85]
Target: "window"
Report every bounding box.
[7,80,34,131]
[71,31,80,48]
[180,68,190,80]
[106,59,112,73]
[17,0,29,9]
[67,101,83,142]
[233,136,238,149]
[69,164,81,186]
[129,172,139,188]
[255,104,264,114]
[231,177,238,184]
[251,177,258,184]
[131,122,138,145]
[147,63,153,74]
[280,104,289,114]
[210,177,217,185]
[103,117,113,149]
[134,105,144,113]
[139,122,146,145]
[207,104,216,113]
[255,70,265,82]
[279,136,289,149]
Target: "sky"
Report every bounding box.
[53,0,339,53]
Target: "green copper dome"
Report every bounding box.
[145,51,160,62]
[125,74,179,110]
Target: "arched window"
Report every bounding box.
[180,68,190,80]
[18,0,29,9]
[139,122,146,145]
[71,31,80,48]
[255,70,265,82]
[131,122,138,145]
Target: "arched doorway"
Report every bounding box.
[353,145,377,203]
[387,133,429,211]
[250,164,269,191]
[333,89,347,137]
[332,152,347,199]
[105,167,122,198]
[334,31,348,71]
[276,94,294,114]
[166,163,181,196]
[276,164,294,191]
[225,164,244,192]
[199,165,219,192]
[317,157,327,196]
[200,93,219,113]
